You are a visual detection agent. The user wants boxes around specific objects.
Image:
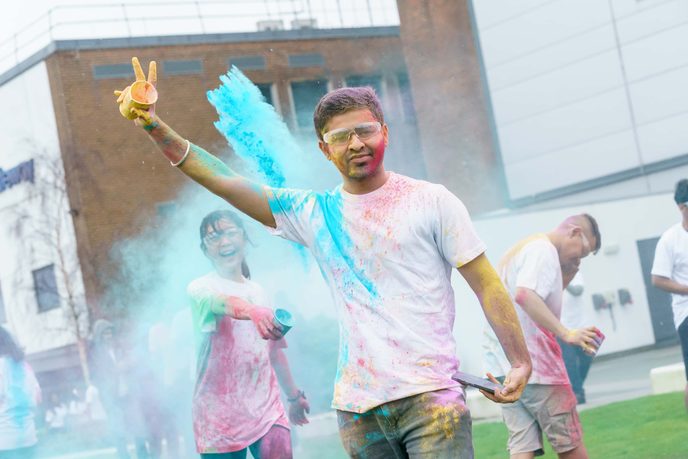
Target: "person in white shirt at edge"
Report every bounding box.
[84,384,108,422]
[115,58,532,459]
[482,215,604,459]
[651,179,688,416]
[0,327,41,459]
[556,272,593,405]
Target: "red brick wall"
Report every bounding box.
[396,0,507,214]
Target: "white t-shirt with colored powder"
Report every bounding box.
[652,222,688,329]
[85,385,108,421]
[264,172,487,413]
[560,272,587,331]
[187,273,288,454]
[483,235,569,386]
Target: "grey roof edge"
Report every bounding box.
[0,42,57,88]
[509,151,688,209]
[0,26,399,88]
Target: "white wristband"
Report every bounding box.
[171,140,191,167]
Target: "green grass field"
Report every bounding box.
[299,392,688,459]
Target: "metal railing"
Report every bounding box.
[0,0,399,75]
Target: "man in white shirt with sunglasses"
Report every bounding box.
[115,58,532,459]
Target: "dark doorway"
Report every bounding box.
[637,237,679,344]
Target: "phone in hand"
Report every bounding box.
[452,371,504,393]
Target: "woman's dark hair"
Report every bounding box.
[199,210,251,279]
[0,326,25,362]
[674,179,688,205]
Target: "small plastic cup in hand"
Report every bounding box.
[119,80,158,120]
[593,328,605,351]
[587,328,605,356]
[274,309,295,336]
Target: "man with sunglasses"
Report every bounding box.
[116,59,532,458]
[652,179,688,416]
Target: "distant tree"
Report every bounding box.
[7,144,95,384]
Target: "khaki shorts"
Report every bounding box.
[500,383,583,456]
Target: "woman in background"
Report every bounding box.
[0,326,41,459]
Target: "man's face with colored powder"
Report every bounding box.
[318,109,389,181]
[202,219,247,271]
[559,225,596,274]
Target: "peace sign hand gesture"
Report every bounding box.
[114,57,158,128]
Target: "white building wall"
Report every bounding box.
[0,61,87,355]
[452,192,678,376]
[472,0,688,200]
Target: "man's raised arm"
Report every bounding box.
[114,57,275,227]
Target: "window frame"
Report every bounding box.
[32,264,61,313]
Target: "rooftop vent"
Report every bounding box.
[291,18,318,29]
[257,20,284,32]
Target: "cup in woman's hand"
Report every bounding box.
[273,309,295,336]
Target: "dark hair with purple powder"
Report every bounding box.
[674,179,688,205]
[199,210,251,279]
[313,86,385,140]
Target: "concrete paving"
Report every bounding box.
[579,343,684,411]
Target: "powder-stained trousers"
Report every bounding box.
[337,389,474,459]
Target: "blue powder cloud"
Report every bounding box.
[208,67,310,267]
[207,66,303,188]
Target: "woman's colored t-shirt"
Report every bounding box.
[187,273,288,454]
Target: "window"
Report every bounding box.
[288,53,326,68]
[92,64,136,79]
[0,283,6,323]
[291,80,328,127]
[345,75,383,96]
[396,73,417,124]
[162,59,203,75]
[256,83,274,106]
[228,56,266,71]
[33,265,60,313]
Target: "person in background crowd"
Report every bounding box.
[68,387,89,427]
[483,214,603,459]
[45,393,68,431]
[557,272,593,404]
[0,326,41,459]
[170,307,198,458]
[138,320,179,459]
[90,319,148,459]
[651,178,688,416]
[84,383,108,423]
